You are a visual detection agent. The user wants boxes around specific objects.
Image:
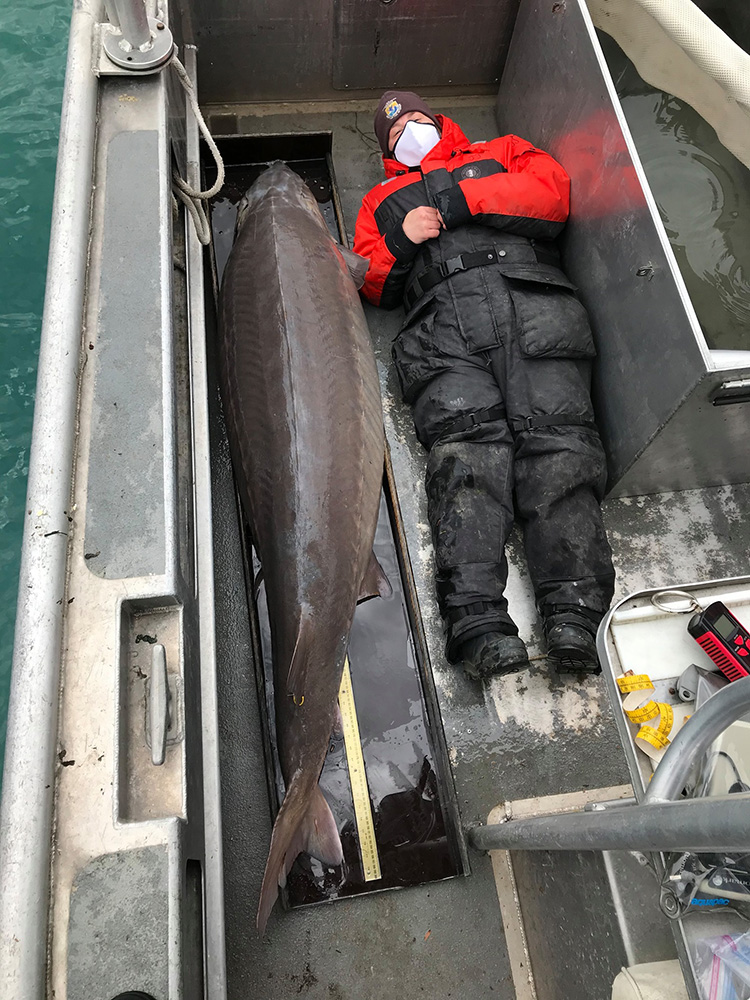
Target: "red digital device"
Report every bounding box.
[688,601,750,682]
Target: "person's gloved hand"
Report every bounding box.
[402,206,444,244]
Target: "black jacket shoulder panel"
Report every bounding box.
[374,177,430,235]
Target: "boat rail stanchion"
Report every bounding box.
[468,675,750,854]
[110,0,150,49]
[100,0,174,73]
[102,0,120,28]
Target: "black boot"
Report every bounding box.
[456,631,530,681]
[543,607,601,674]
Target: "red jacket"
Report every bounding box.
[353,115,571,308]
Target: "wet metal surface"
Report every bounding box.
[85,128,167,579]
[189,0,513,105]
[511,849,628,1000]
[331,0,512,92]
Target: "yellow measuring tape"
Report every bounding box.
[338,657,382,882]
[616,673,689,761]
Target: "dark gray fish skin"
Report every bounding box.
[218,162,384,934]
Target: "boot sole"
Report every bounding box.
[462,635,530,681]
[548,650,601,675]
[464,657,530,682]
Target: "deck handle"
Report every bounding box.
[711,379,750,406]
[149,644,171,766]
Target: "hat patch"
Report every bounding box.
[384,99,402,120]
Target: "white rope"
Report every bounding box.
[170,51,225,245]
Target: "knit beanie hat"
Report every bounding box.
[373,91,440,157]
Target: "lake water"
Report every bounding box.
[0,0,70,773]
[599,32,750,352]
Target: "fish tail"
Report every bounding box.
[257,776,343,935]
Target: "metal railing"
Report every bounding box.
[469,674,750,854]
[0,5,100,994]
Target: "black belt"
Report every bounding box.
[404,244,560,312]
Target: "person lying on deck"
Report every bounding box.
[354,90,615,681]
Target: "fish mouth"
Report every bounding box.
[235,161,322,235]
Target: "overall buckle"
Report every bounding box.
[442,255,466,277]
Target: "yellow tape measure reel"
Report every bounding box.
[338,657,382,882]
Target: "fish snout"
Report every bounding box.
[235,161,325,235]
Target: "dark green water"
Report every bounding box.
[0,0,71,772]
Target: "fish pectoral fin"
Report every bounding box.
[286,611,314,696]
[357,550,393,604]
[335,241,369,290]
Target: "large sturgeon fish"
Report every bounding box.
[218,162,386,933]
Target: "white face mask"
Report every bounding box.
[393,121,441,167]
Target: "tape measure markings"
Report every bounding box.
[338,656,382,882]
[624,700,660,724]
[617,672,690,763]
[617,673,654,695]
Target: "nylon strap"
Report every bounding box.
[446,601,496,626]
[511,414,596,432]
[436,408,594,442]
[438,403,507,440]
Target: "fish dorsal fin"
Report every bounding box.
[357,550,393,604]
[286,610,313,696]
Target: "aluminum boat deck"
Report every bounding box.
[2,1,750,998]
